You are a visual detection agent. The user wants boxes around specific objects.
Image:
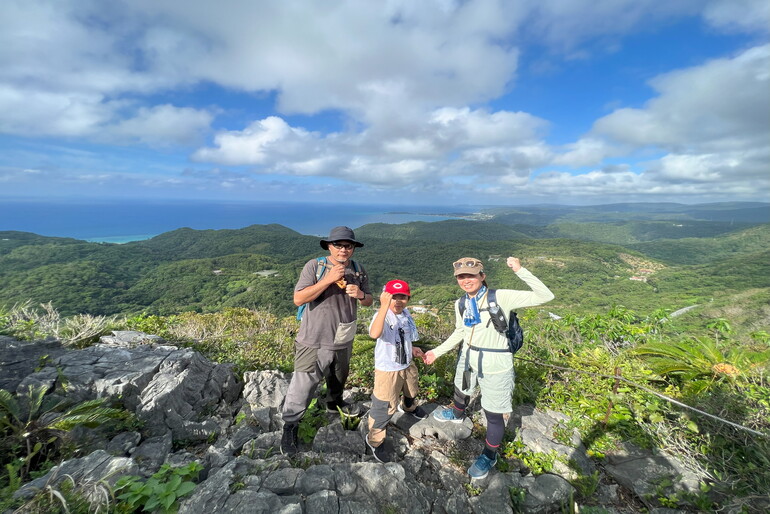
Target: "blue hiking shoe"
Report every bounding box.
[468,453,497,479]
[432,406,465,423]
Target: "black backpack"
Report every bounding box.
[458,289,524,354]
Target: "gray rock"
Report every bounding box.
[136,348,240,440]
[106,431,141,456]
[520,473,575,514]
[204,444,234,470]
[603,442,702,509]
[0,336,65,391]
[221,490,286,513]
[240,432,281,458]
[179,457,238,513]
[99,330,167,347]
[222,424,261,453]
[470,472,520,514]
[132,432,173,472]
[408,403,473,441]
[305,489,339,514]
[313,420,366,457]
[295,464,335,495]
[512,405,596,479]
[333,465,359,496]
[242,370,290,409]
[14,450,138,501]
[436,490,474,513]
[3,338,724,514]
[260,467,304,494]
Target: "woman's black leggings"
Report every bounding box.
[452,387,505,455]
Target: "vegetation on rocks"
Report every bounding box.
[0,205,768,511]
[1,298,767,512]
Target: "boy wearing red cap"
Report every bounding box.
[365,279,426,463]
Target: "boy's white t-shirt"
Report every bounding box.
[369,309,419,372]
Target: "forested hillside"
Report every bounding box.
[1,216,769,319]
[1,204,769,513]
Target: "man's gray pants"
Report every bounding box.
[282,343,352,424]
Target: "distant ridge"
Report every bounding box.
[356,220,532,242]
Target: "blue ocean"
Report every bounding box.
[0,199,480,243]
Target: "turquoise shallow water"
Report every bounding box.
[1,199,479,241]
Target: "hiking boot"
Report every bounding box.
[432,406,465,423]
[397,404,428,420]
[468,453,497,479]
[365,434,390,463]
[327,400,361,416]
[280,423,299,456]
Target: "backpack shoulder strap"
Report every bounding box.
[458,289,496,315]
[314,256,328,282]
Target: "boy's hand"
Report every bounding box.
[412,347,424,358]
[423,350,436,365]
[379,290,393,305]
[506,256,521,272]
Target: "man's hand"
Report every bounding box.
[507,256,521,272]
[326,262,346,284]
[346,284,365,299]
[412,346,425,358]
[423,350,436,365]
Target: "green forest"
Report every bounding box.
[1,202,769,512]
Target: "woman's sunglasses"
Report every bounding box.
[453,260,482,269]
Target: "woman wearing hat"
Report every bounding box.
[424,256,554,479]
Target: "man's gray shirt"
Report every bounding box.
[294,258,370,349]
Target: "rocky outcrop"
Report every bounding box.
[1,332,705,513]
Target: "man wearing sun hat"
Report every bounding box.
[280,226,373,456]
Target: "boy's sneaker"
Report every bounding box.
[397,404,428,420]
[365,434,390,463]
[468,453,497,479]
[280,423,299,456]
[327,400,361,416]
[432,406,465,423]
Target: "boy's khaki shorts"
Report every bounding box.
[373,363,420,408]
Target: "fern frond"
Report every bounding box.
[0,389,22,423]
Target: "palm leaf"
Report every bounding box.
[50,407,126,431]
[632,337,731,381]
[0,389,21,423]
[24,384,53,423]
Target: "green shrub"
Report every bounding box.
[0,385,131,481]
[115,461,202,514]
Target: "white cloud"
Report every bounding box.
[1,1,768,203]
[108,105,214,146]
[192,117,320,165]
[193,107,551,184]
[594,45,770,151]
[551,138,616,167]
[703,0,770,34]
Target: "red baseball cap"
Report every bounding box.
[384,279,411,296]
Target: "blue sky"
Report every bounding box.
[1,0,768,206]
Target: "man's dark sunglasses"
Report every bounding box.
[331,242,355,250]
